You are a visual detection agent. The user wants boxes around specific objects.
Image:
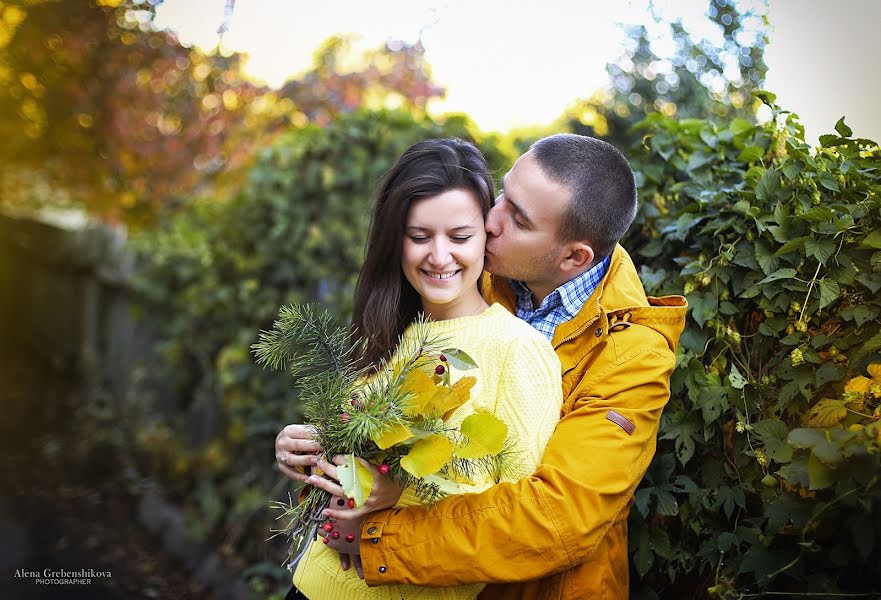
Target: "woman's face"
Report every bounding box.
[401,189,487,320]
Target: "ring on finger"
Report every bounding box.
[279,452,288,464]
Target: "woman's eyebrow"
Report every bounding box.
[406,224,480,232]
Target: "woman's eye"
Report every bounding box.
[451,236,473,242]
[409,236,429,243]
[513,217,526,229]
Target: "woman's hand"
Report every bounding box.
[274,424,322,482]
[307,455,404,518]
[317,498,365,579]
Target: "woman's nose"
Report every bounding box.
[427,240,452,266]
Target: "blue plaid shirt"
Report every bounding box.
[511,256,611,341]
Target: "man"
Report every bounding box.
[276,134,687,598]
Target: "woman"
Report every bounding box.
[280,138,562,600]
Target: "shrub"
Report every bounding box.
[625,92,881,597]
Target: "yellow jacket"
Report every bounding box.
[359,245,687,599]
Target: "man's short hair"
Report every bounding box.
[530,134,637,260]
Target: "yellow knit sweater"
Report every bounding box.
[292,303,562,600]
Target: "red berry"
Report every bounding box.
[347,498,355,509]
[435,364,445,375]
[341,412,350,422]
[439,354,447,362]
[322,522,333,532]
[331,531,340,540]
[322,536,330,544]
[345,534,355,543]
[378,463,390,475]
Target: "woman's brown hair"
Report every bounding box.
[351,138,494,370]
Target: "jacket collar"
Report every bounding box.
[485,244,687,355]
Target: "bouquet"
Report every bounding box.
[253,304,514,568]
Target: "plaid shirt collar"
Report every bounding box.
[511,255,611,340]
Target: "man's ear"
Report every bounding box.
[559,242,594,274]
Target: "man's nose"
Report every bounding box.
[485,205,501,237]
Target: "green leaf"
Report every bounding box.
[655,490,678,516]
[818,172,840,192]
[757,268,796,285]
[807,452,835,490]
[440,348,478,370]
[337,454,375,508]
[737,146,765,163]
[861,330,881,354]
[730,118,754,137]
[817,278,840,309]
[634,526,654,577]
[787,428,843,464]
[754,241,779,275]
[805,238,836,264]
[860,229,881,249]
[774,236,809,257]
[729,364,748,389]
[755,168,781,201]
[834,116,853,138]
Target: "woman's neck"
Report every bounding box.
[422,294,489,321]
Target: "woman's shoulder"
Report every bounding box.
[482,304,555,350]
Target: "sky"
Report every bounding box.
[153,0,881,145]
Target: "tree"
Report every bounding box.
[560,0,769,148]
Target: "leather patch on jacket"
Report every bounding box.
[606,409,635,435]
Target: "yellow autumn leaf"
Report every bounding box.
[400,434,454,477]
[400,369,438,416]
[845,376,871,394]
[805,398,848,428]
[337,454,374,508]
[454,412,508,458]
[372,421,414,450]
[867,363,881,383]
[422,473,466,495]
[424,375,476,419]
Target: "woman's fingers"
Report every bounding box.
[307,474,345,498]
[315,457,339,480]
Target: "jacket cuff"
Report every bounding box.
[360,510,396,585]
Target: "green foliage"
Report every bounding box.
[625,92,881,597]
[562,0,769,149]
[130,108,511,583]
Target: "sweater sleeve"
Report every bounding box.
[358,345,676,587]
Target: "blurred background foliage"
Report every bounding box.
[2,0,880,598]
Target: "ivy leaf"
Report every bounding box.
[729,364,748,389]
[834,116,853,137]
[860,229,881,249]
[805,398,848,428]
[755,168,781,201]
[400,434,454,478]
[817,278,840,309]
[807,453,835,490]
[805,237,836,264]
[757,268,796,285]
[774,236,809,257]
[453,411,508,459]
[737,146,764,163]
[655,490,679,516]
[634,526,654,578]
[754,240,779,275]
[440,348,478,371]
[337,454,375,508]
[634,488,653,517]
[787,428,843,464]
[372,421,413,450]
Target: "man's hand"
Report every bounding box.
[274,424,322,482]
[307,455,404,518]
[317,497,365,579]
